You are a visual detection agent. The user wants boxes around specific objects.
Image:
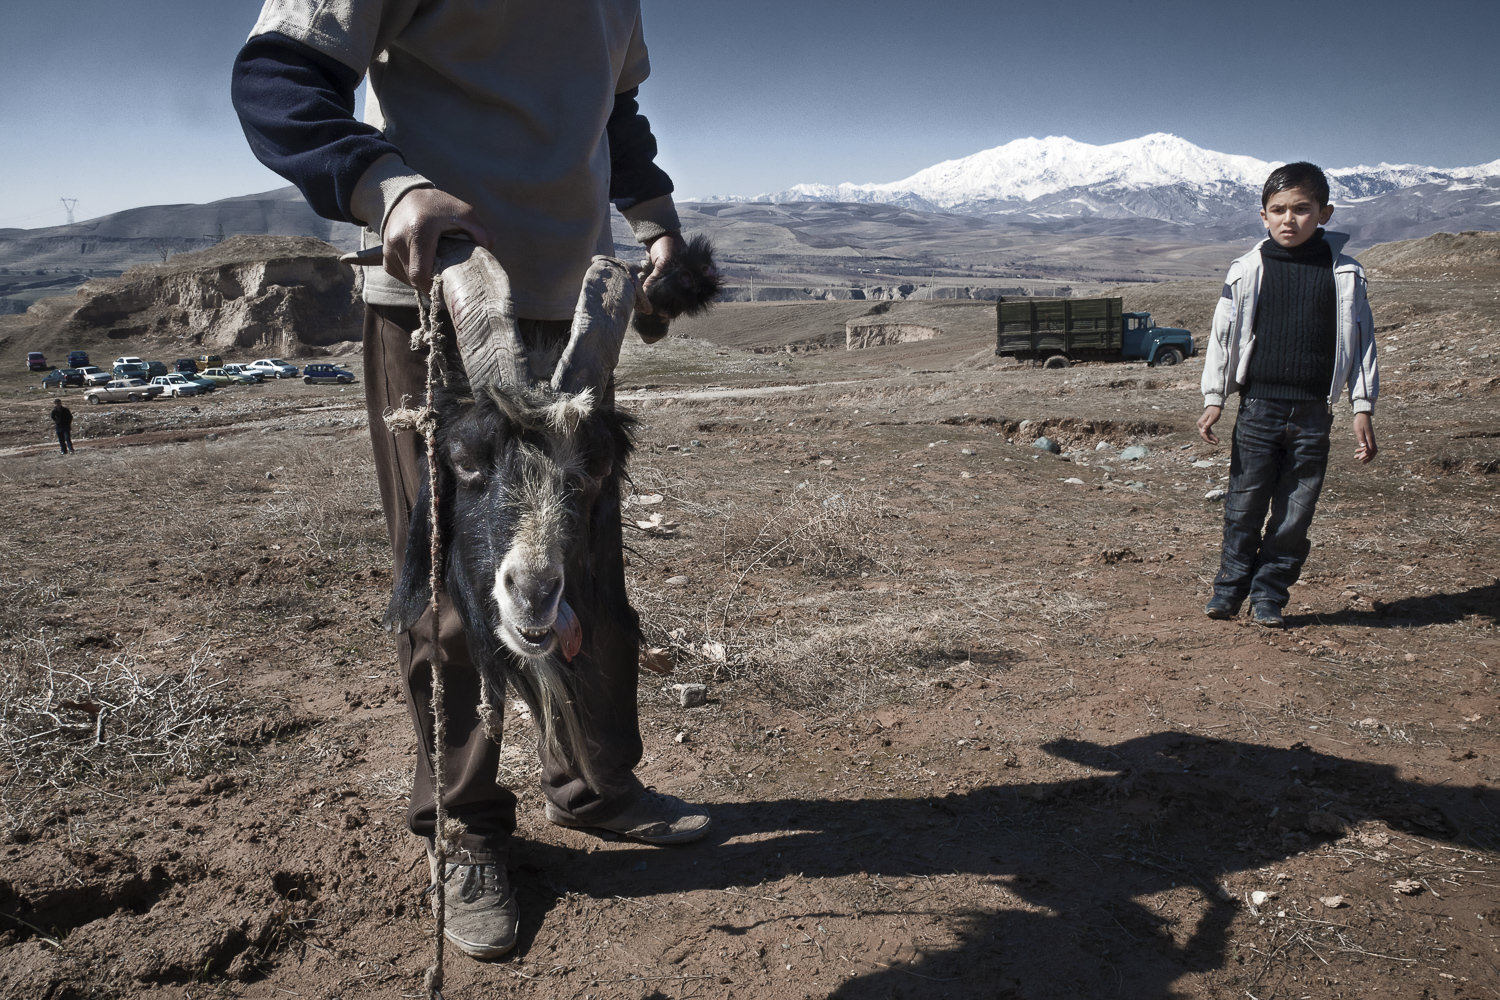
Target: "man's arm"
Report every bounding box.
[230,32,399,225]
[606,86,685,300]
[232,32,485,292]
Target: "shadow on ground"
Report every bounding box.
[514,733,1500,998]
[1299,579,1500,629]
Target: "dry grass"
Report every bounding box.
[719,478,906,579]
[0,636,247,836]
[625,476,1032,712]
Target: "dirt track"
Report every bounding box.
[1,276,1497,999]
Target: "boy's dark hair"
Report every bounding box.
[1262,162,1330,208]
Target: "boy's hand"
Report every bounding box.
[1197,405,1223,445]
[1353,412,1378,463]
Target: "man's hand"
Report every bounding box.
[635,232,687,313]
[1197,405,1223,445]
[1353,411,1378,463]
[381,188,491,294]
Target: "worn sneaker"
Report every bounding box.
[1204,595,1242,620]
[546,788,710,845]
[427,848,518,960]
[1252,602,1285,628]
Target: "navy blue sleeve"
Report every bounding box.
[230,32,401,225]
[607,87,675,211]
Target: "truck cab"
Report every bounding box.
[1122,312,1196,367]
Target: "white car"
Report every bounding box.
[247,358,299,379]
[76,365,112,386]
[223,363,266,383]
[150,373,206,397]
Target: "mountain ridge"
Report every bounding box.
[733,133,1500,239]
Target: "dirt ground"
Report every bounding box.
[1,257,1497,999]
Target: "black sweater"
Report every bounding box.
[1244,231,1337,402]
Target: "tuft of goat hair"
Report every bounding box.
[632,234,721,343]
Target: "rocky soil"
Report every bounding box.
[0,234,1496,1000]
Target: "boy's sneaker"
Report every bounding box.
[1204,595,1242,620]
[546,787,710,845]
[1252,602,1285,629]
[427,849,518,960]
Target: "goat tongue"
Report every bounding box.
[554,601,582,661]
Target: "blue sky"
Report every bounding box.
[2,0,1497,229]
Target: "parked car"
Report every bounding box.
[199,367,257,386]
[247,358,300,379]
[179,371,217,392]
[85,378,163,404]
[112,361,150,381]
[302,363,356,385]
[27,352,49,371]
[67,350,91,368]
[76,366,112,386]
[223,363,266,383]
[174,358,198,373]
[150,374,205,398]
[198,354,223,369]
[144,361,169,381]
[42,368,85,389]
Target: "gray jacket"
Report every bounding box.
[1201,230,1378,413]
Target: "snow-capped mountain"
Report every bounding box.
[754,134,1500,241]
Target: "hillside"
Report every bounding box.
[0,235,361,360]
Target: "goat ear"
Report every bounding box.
[384,479,435,633]
[552,256,634,396]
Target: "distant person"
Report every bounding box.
[1198,162,1378,628]
[50,399,74,454]
[230,0,707,962]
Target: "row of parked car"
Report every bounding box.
[35,352,356,401]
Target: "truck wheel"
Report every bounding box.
[1042,355,1070,369]
[1153,348,1183,367]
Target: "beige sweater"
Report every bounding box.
[250,0,680,318]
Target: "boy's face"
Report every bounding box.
[1261,187,1334,248]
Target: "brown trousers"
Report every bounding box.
[363,305,644,858]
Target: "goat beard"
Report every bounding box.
[554,600,582,661]
[632,234,721,344]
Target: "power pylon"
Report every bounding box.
[60,198,78,224]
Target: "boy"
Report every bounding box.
[1198,162,1379,628]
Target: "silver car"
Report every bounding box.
[247,358,300,379]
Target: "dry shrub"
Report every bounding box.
[720,479,903,578]
[0,637,247,834]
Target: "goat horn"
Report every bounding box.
[434,238,528,390]
[551,256,635,396]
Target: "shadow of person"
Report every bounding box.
[510,732,1499,998]
[1296,578,1500,629]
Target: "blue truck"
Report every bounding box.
[996,296,1195,368]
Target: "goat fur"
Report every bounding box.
[386,380,638,790]
[631,234,722,343]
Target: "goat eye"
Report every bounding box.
[449,443,485,489]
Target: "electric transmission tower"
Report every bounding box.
[60,198,78,224]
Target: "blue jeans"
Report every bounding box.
[1213,398,1333,609]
